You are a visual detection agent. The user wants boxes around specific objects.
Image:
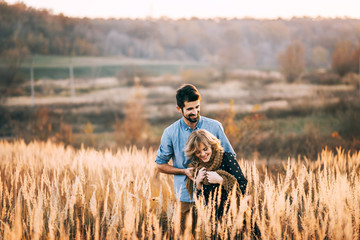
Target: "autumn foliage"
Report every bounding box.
[332,40,360,76]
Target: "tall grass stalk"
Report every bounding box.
[0,140,359,239]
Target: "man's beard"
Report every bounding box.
[184,113,199,123]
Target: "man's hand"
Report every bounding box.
[195,167,206,189]
[206,171,224,184]
[183,167,194,181]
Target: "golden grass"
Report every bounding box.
[0,140,359,239]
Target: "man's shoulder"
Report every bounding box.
[163,119,182,134]
[201,116,222,127]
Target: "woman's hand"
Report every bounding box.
[195,167,206,189]
[206,171,224,185]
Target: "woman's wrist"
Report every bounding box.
[219,177,224,185]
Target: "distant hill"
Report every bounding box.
[1,1,360,69]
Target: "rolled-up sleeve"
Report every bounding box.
[155,128,174,164]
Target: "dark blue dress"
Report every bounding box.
[197,152,247,218]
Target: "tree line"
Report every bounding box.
[1,1,360,72]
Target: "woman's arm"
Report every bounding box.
[224,153,247,195]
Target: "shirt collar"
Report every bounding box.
[181,115,203,131]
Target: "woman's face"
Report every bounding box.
[195,143,212,162]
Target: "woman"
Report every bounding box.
[185,129,247,218]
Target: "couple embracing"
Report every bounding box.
[155,84,255,236]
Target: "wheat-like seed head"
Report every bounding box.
[0,140,359,239]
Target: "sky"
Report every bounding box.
[5,0,360,19]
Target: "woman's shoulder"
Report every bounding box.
[223,151,236,160]
[220,152,236,168]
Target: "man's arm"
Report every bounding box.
[216,123,236,155]
[157,163,194,180]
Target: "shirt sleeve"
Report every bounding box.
[223,153,247,195]
[216,122,236,156]
[155,127,174,164]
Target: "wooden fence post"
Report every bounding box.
[30,56,35,106]
[69,57,75,103]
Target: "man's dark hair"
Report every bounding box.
[176,84,201,109]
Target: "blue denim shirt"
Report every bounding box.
[155,116,235,202]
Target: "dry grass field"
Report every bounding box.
[0,140,359,239]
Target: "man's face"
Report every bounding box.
[177,100,200,123]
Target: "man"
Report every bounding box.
[155,84,235,231]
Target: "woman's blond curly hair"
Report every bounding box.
[185,129,223,161]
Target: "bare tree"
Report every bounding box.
[331,40,356,76]
[278,40,305,82]
[114,84,150,147]
[351,41,360,74]
[0,46,30,103]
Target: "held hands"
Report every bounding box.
[206,171,224,185]
[195,167,207,189]
[195,168,224,189]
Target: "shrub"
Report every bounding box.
[278,41,306,83]
[114,85,151,147]
[337,101,360,138]
[331,40,359,76]
[341,72,359,87]
[301,72,341,85]
[217,101,266,159]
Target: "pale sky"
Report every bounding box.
[5,0,360,19]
